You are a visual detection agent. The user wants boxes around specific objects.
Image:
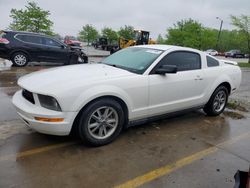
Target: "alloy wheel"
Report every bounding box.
[87,106,119,140]
[213,90,226,113]
[14,54,27,66]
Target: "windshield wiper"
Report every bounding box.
[103,63,138,73]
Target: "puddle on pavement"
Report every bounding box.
[0,120,33,141]
[0,87,20,97]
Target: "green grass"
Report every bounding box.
[238,62,250,68]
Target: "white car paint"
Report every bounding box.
[205,49,218,56]
[12,45,242,136]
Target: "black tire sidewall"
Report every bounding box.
[204,86,229,116]
[78,99,124,146]
[11,52,28,67]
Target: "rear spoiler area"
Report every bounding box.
[220,59,238,66]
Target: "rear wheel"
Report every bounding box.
[11,52,29,67]
[203,86,228,116]
[78,99,124,146]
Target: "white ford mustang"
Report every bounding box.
[12,45,241,146]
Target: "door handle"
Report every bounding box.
[194,76,203,81]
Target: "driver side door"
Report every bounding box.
[148,50,207,117]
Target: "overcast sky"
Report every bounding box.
[0,0,249,38]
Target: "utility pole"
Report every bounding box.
[216,17,223,51]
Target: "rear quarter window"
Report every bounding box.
[206,56,219,67]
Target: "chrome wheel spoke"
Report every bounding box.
[106,111,113,119]
[103,108,109,119]
[96,109,102,118]
[106,123,115,128]
[103,126,107,135]
[92,114,100,121]
[91,125,100,133]
[89,122,99,129]
[106,118,116,124]
[98,126,104,137]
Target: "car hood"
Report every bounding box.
[18,64,135,94]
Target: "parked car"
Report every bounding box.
[205,49,218,56]
[64,36,82,47]
[12,45,241,146]
[0,30,88,67]
[225,50,245,58]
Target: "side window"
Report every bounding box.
[15,34,28,42]
[42,37,61,47]
[16,34,42,45]
[26,35,43,44]
[159,51,201,71]
[206,56,219,67]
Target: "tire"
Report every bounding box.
[80,54,88,63]
[78,99,125,146]
[203,86,228,116]
[11,52,29,67]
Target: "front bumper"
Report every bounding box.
[12,90,77,136]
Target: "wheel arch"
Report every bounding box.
[70,95,129,135]
[217,82,231,95]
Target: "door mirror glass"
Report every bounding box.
[155,65,177,75]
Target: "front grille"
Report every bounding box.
[22,89,35,104]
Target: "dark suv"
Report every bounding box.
[0,30,88,67]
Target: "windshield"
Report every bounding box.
[101,47,163,74]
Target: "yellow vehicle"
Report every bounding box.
[111,30,156,53]
[119,30,156,49]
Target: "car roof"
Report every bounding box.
[2,30,46,36]
[133,44,202,53]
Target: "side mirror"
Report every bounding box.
[155,65,177,75]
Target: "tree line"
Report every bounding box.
[7,1,250,57]
[157,18,249,54]
[78,25,135,45]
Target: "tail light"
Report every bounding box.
[0,38,9,44]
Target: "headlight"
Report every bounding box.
[38,94,62,111]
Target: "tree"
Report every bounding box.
[9,1,53,35]
[231,15,250,63]
[118,25,135,39]
[156,34,165,44]
[78,24,98,45]
[200,28,217,50]
[101,27,118,44]
[166,19,203,49]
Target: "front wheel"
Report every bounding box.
[203,86,229,116]
[11,52,29,67]
[78,99,124,146]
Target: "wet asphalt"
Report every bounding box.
[0,58,250,188]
